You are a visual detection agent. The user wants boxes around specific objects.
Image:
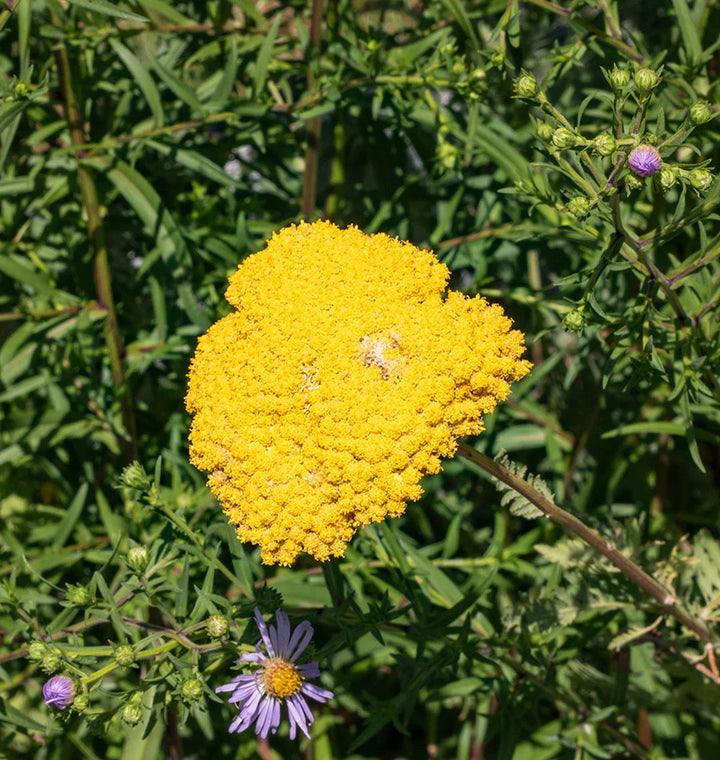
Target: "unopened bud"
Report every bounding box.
[537,122,554,142]
[567,196,591,218]
[689,101,713,126]
[66,584,94,607]
[552,127,577,150]
[114,645,135,667]
[40,649,62,674]
[592,133,617,157]
[634,68,659,95]
[121,702,144,726]
[71,692,89,713]
[436,141,458,170]
[513,73,538,99]
[625,174,643,191]
[206,615,228,638]
[562,308,586,334]
[628,144,661,177]
[609,66,631,90]
[14,82,28,98]
[181,678,203,702]
[127,546,148,573]
[658,166,678,190]
[687,168,713,192]
[120,461,152,491]
[28,641,47,661]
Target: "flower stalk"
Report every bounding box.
[53,23,137,463]
[456,442,717,647]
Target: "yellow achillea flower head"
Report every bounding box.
[186,221,531,565]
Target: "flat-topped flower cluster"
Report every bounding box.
[186,221,530,565]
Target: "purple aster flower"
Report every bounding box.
[43,676,75,710]
[216,608,333,740]
[628,144,662,177]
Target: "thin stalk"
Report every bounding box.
[456,442,717,647]
[301,0,324,218]
[53,33,137,463]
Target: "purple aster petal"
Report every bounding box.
[275,609,292,654]
[287,694,313,739]
[239,651,264,664]
[227,680,258,705]
[255,696,279,738]
[297,661,320,679]
[628,144,661,177]
[254,607,275,656]
[42,676,75,710]
[215,674,254,693]
[287,620,314,661]
[300,682,334,703]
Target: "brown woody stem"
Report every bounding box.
[456,442,717,647]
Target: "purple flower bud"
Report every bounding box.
[43,675,75,710]
[628,145,662,177]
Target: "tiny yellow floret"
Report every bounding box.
[186,221,531,565]
[261,659,304,699]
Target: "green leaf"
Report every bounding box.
[671,0,702,65]
[51,483,88,550]
[145,140,237,188]
[67,0,150,23]
[90,158,190,269]
[109,40,164,127]
[175,556,190,619]
[253,14,282,96]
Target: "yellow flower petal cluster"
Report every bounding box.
[186,221,531,565]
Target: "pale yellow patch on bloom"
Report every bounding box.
[186,221,531,565]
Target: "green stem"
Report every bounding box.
[455,442,717,647]
[53,29,137,464]
[301,0,324,218]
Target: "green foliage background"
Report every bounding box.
[1,0,720,758]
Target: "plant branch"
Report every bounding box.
[53,30,137,464]
[455,442,717,647]
[301,0,324,218]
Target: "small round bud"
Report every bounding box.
[633,68,659,95]
[180,678,203,702]
[14,82,28,98]
[658,166,678,190]
[567,196,591,218]
[592,133,617,157]
[687,168,713,192]
[121,702,144,726]
[127,546,148,573]
[436,141,458,170]
[451,61,466,77]
[513,73,538,99]
[689,101,713,126]
[562,308,586,334]
[206,615,228,638]
[65,584,94,607]
[43,676,75,710]
[114,645,135,667]
[71,692,89,713]
[609,66,631,90]
[28,641,47,661]
[40,649,62,674]
[552,127,577,150]
[537,122,554,142]
[628,144,662,177]
[625,174,643,191]
[120,461,151,491]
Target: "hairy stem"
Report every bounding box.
[456,442,717,647]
